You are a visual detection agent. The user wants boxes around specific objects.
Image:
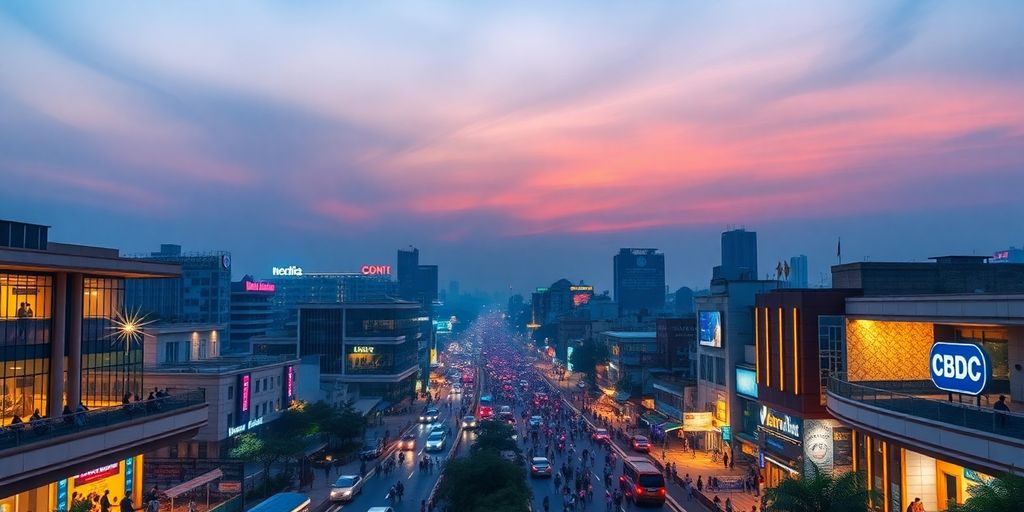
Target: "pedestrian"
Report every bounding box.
[120,492,135,512]
[188,499,197,512]
[100,490,112,512]
[994,395,1010,427]
[723,451,729,468]
[697,475,704,492]
[726,497,733,512]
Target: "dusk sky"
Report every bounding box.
[2,1,1023,296]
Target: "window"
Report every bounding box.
[228,385,234,400]
[164,341,181,363]
[227,412,233,426]
[254,379,260,393]
[714,356,726,385]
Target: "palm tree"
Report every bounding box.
[764,466,879,512]
[948,473,1024,512]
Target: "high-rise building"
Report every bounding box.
[124,244,232,335]
[789,254,808,288]
[396,247,419,301]
[268,271,396,334]
[416,265,439,306]
[718,228,758,280]
[613,248,666,315]
[0,220,207,511]
[230,275,276,348]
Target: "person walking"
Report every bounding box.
[100,490,112,512]
[723,450,729,468]
[119,492,135,512]
[994,395,1010,427]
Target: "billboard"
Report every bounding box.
[683,411,714,431]
[929,342,990,396]
[345,345,395,374]
[698,311,722,347]
[736,367,758,399]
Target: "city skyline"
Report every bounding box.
[3,1,1024,293]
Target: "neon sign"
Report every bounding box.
[361,265,392,275]
[352,346,375,354]
[245,281,276,293]
[272,266,303,276]
[286,366,294,399]
[930,342,990,395]
[240,374,251,412]
[760,406,801,439]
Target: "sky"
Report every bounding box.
[2,1,1023,296]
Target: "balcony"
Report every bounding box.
[826,378,1024,475]
[0,390,208,495]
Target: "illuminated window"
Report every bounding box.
[0,272,52,425]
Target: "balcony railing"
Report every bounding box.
[0,389,206,451]
[827,378,1024,440]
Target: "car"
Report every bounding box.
[462,415,478,429]
[329,474,363,502]
[478,405,494,419]
[425,430,447,452]
[619,457,666,505]
[530,457,552,477]
[399,433,416,450]
[419,408,440,423]
[591,428,610,443]
[359,442,383,460]
[631,435,651,453]
[528,415,543,429]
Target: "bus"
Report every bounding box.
[249,492,311,512]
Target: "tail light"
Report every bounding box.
[636,486,644,495]
[658,488,666,496]
[619,476,626,482]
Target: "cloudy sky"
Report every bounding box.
[2,1,1022,295]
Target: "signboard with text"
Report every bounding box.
[929,342,990,396]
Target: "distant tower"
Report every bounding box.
[720,228,758,280]
[789,255,809,288]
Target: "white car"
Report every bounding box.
[329,474,363,502]
[425,431,447,452]
[462,415,478,429]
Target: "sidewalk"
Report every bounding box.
[534,357,763,512]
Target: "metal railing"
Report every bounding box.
[0,389,206,451]
[827,378,1024,440]
[147,355,293,373]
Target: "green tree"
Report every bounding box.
[764,467,879,512]
[438,451,530,512]
[470,420,519,455]
[949,473,1024,512]
[231,432,305,482]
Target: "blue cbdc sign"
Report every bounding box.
[929,342,991,396]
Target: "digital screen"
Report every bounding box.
[736,367,757,399]
[698,311,722,347]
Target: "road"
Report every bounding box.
[326,386,476,512]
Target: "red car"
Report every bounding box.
[631,435,651,453]
[591,428,610,443]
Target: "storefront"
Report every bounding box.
[0,455,144,512]
[757,405,853,488]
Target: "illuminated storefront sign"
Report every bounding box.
[736,367,758,399]
[76,463,120,486]
[244,281,276,292]
[285,366,295,405]
[360,265,392,275]
[272,265,303,276]
[566,346,575,373]
[930,342,990,395]
[683,412,713,431]
[760,406,801,440]
[345,345,395,374]
[240,374,251,412]
[352,346,375,353]
[228,416,265,437]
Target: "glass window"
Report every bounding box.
[0,272,52,425]
[81,277,139,408]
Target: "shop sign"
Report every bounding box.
[272,265,303,276]
[964,468,994,484]
[57,479,69,511]
[228,416,265,437]
[721,425,732,442]
[803,419,835,475]
[124,457,135,498]
[683,412,713,431]
[76,463,120,485]
[244,281,276,293]
[361,265,391,275]
[759,406,801,440]
[833,427,853,467]
[736,367,758,399]
[929,342,990,396]
[352,346,375,353]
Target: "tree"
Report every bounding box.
[438,451,531,512]
[470,420,519,455]
[949,473,1024,512]
[570,337,608,384]
[231,432,305,481]
[764,467,879,512]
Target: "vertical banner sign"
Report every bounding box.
[57,479,69,511]
[124,457,135,498]
[832,427,853,469]
[237,374,251,426]
[283,366,295,406]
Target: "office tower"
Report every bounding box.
[720,228,758,280]
[124,244,232,332]
[613,248,666,315]
[230,275,275,347]
[396,247,419,301]
[789,254,808,288]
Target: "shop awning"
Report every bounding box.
[164,469,223,498]
[351,397,382,416]
[639,413,664,427]
[661,421,682,432]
